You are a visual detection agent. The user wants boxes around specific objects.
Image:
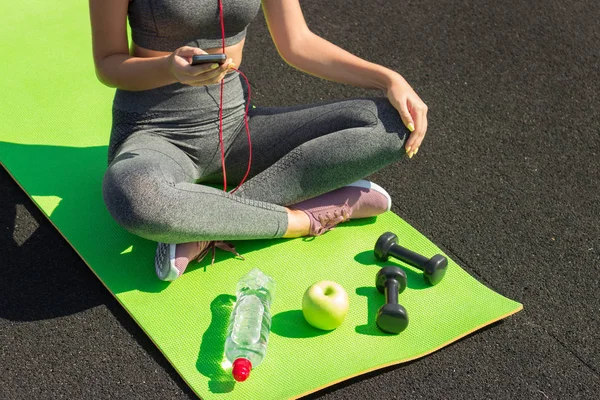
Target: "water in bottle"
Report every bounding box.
[224,268,276,382]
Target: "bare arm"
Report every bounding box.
[88,0,174,90]
[262,0,395,90]
[88,0,232,91]
[262,0,428,156]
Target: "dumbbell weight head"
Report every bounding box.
[377,303,409,334]
[376,266,407,294]
[373,232,398,261]
[424,254,448,286]
[375,266,409,334]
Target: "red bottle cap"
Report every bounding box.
[232,358,252,382]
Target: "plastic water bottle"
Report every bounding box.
[224,268,276,382]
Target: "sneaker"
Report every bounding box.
[155,240,243,281]
[290,180,391,236]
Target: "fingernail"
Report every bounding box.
[406,146,412,153]
[407,123,415,132]
[210,63,219,69]
[408,152,414,159]
[414,148,419,155]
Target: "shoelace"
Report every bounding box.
[196,241,245,265]
[312,204,351,236]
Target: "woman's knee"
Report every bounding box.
[102,163,172,238]
[371,97,410,137]
[357,98,410,156]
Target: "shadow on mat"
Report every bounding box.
[354,286,391,336]
[271,309,330,338]
[196,293,237,394]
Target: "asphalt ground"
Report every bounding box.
[1,0,599,399]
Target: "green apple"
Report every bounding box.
[302,280,349,330]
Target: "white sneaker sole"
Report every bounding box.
[154,242,179,281]
[346,179,392,212]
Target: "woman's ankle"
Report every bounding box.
[283,208,311,238]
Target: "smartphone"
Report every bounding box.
[191,54,227,66]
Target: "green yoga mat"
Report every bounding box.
[1,1,522,399]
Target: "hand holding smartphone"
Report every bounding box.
[191,54,227,66]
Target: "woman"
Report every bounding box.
[89,0,429,281]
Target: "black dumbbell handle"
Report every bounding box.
[389,244,430,268]
[385,279,399,305]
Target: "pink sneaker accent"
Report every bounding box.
[290,180,391,236]
[173,242,204,276]
[155,240,243,281]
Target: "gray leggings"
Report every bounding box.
[102,72,409,243]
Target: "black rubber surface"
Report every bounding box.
[2,0,599,398]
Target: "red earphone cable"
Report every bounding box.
[229,69,252,194]
[217,0,252,194]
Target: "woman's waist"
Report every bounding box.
[113,71,247,115]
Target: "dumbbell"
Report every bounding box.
[374,232,448,285]
[375,266,409,334]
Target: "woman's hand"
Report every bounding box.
[168,46,235,86]
[386,76,428,158]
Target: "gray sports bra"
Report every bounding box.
[128,0,262,51]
